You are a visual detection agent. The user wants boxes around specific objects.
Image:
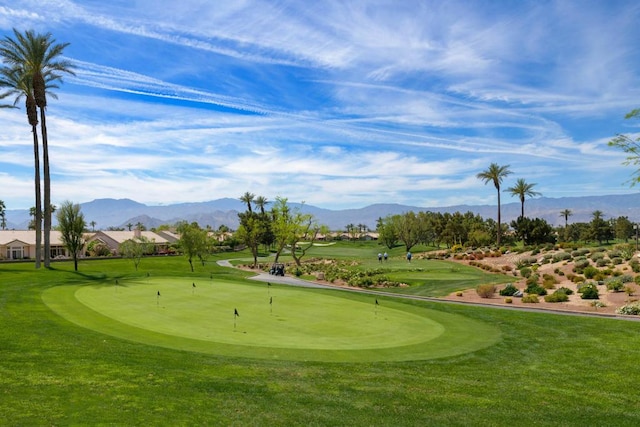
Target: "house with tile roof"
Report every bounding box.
[0,230,70,260]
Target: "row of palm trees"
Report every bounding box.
[476,163,542,246]
[0,29,74,268]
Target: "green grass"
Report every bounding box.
[2,254,640,425]
[42,277,499,362]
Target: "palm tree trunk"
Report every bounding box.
[40,108,51,268]
[496,190,501,246]
[32,125,42,269]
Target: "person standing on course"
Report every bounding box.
[406,251,412,262]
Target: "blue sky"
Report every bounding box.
[1,0,640,211]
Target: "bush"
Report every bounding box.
[519,267,532,278]
[522,295,539,303]
[552,252,572,263]
[620,274,634,283]
[579,283,599,300]
[525,283,547,296]
[606,279,624,292]
[556,286,574,295]
[596,258,609,267]
[545,292,569,303]
[499,283,519,296]
[616,303,640,315]
[583,266,599,279]
[591,252,605,262]
[629,260,640,273]
[504,297,513,304]
[476,284,496,298]
[611,257,623,265]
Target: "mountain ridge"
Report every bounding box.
[4,193,640,231]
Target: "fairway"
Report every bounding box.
[43,277,500,362]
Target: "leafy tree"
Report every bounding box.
[176,221,209,272]
[377,218,398,249]
[476,163,512,245]
[270,197,323,266]
[119,235,154,271]
[0,29,75,268]
[236,214,264,268]
[55,201,86,271]
[614,216,634,242]
[609,108,640,185]
[588,211,613,245]
[388,212,423,252]
[506,178,540,219]
[510,217,556,245]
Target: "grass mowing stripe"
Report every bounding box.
[42,277,501,362]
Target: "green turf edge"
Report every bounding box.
[41,282,501,363]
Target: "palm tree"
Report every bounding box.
[254,195,269,215]
[0,200,6,230]
[0,29,75,268]
[559,209,573,228]
[476,163,512,245]
[506,178,541,219]
[0,66,42,267]
[240,192,255,213]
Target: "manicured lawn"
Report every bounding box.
[2,254,640,425]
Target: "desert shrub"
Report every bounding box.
[501,265,512,272]
[611,257,623,265]
[579,283,599,299]
[476,284,496,298]
[629,260,640,273]
[635,276,640,285]
[522,294,539,303]
[525,283,547,296]
[571,275,585,284]
[619,274,634,283]
[545,291,569,303]
[499,283,519,296]
[608,250,621,259]
[552,252,572,263]
[556,286,574,295]
[504,297,513,304]
[624,286,635,296]
[519,266,532,278]
[456,291,463,297]
[616,303,640,315]
[596,258,609,267]
[612,269,623,277]
[591,252,605,262]
[606,279,624,292]
[525,274,539,287]
[583,266,599,279]
[572,248,590,257]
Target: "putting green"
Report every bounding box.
[42,278,501,362]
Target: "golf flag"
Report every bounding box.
[270,296,273,305]
[268,282,271,287]
[157,291,161,296]
[192,282,196,288]
[375,299,379,306]
[234,308,239,317]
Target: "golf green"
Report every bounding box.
[42,278,501,362]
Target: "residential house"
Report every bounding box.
[0,230,69,260]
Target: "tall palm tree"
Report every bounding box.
[559,209,573,228]
[476,163,512,245]
[0,66,42,267]
[506,178,541,219]
[0,199,6,230]
[0,28,75,268]
[254,195,269,215]
[240,192,255,213]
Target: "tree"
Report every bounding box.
[176,221,209,272]
[90,221,96,231]
[588,210,613,245]
[476,163,512,246]
[240,192,255,213]
[609,109,640,185]
[510,217,556,245]
[236,214,264,268]
[0,29,75,268]
[119,235,154,271]
[55,201,86,271]
[0,200,6,230]
[0,65,42,267]
[506,178,540,219]
[559,209,573,242]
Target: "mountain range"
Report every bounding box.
[4,193,640,231]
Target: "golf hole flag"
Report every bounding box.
[234,308,239,317]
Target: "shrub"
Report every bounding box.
[476,284,496,298]
[606,279,624,292]
[579,283,599,300]
[519,267,532,278]
[499,283,519,296]
[596,258,609,267]
[545,292,569,303]
[620,274,634,283]
[552,252,572,263]
[583,266,599,279]
[456,291,463,297]
[572,248,590,257]
[611,257,623,265]
[617,303,640,315]
[624,286,634,296]
[556,286,574,295]
[629,260,640,273]
[522,294,539,303]
[525,283,547,296]
[591,252,605,262]
[504,297,513,304]
[635,275,640,285]
[571,275,585,284]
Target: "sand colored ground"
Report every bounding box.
[441,249,640,316]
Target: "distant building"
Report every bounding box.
[0,230,70,260]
